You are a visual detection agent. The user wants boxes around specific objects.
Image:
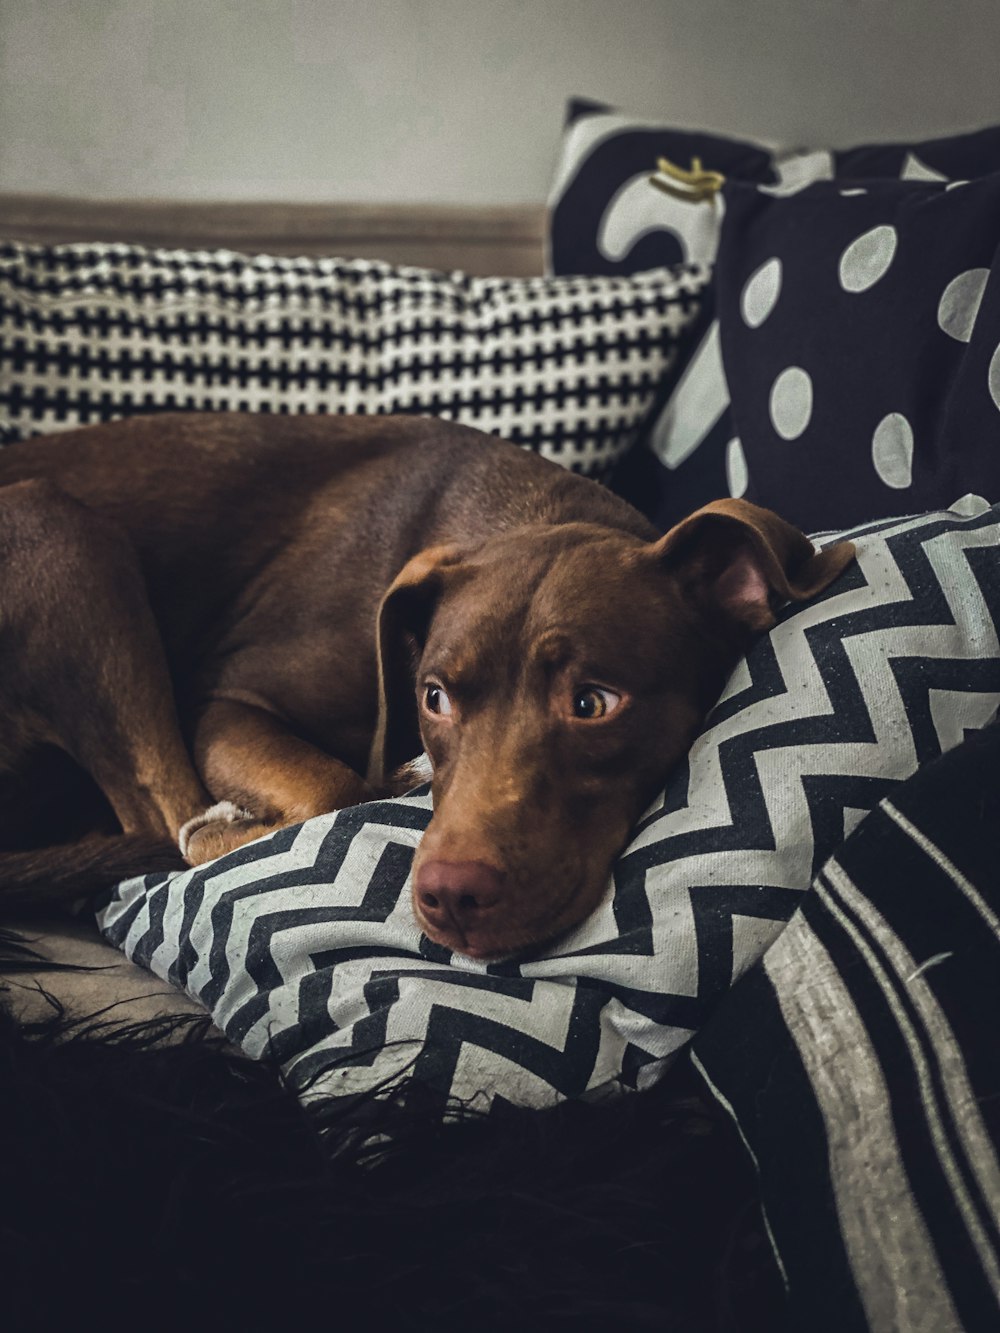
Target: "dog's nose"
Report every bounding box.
[414,859,504,934]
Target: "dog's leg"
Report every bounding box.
[0,480,212,844]
[181,698,373,862]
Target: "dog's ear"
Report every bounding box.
[652,498,855,635]
[367,544,464,788]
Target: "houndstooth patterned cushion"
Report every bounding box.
[95,499,1000,1118]
[0,241,707,477]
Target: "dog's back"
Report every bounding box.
[0,413,655,671]
[0,411,655,558]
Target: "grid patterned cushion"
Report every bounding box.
[0,240,707,477]
[95,501,1000,1119]
[547,102,1000,523]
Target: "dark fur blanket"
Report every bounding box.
[0,935,781,1332]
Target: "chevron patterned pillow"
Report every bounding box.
[0,240,707,478]
[96,500,1000,1118]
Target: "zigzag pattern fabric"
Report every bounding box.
[96,502,1000,1115]
[0,241,706,476]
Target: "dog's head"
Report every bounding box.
[369,499,854,960]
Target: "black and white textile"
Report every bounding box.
[95,501,1000,1117]
[546,101,1000,525]
[0,241,707,477]
[692,718,1000,1333]
[716,173,1000,532]
[548,102,1000,279]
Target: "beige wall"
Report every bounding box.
[2,0,998,204]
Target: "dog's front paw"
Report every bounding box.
[178,801,272,865]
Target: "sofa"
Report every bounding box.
[2,105,1000,1331]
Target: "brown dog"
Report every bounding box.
[0,413,854,958]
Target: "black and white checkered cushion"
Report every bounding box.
[95,499,1000,1117]
[0,241,707,477]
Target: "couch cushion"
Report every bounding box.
[546,101,1000,525]
[0,240,707,478]
[548,103,1000,279]
[716,172,1000,530]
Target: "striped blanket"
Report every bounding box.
[692,718,1000,1332]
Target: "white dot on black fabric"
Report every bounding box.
[760,150,834,196]
[769,367,813,440]
[839,225,898,293]
[726,437,748,496]
[950,494,991,517]
[900,152,948,183]
[871,413,914,489]
[938,269,989,343]
[740,258,782,329]
[990,344,1000,412]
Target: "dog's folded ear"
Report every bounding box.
[653,498,856,636]
[367,544,464,788]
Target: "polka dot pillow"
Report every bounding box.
[547,102,1000,530]
[715,173,1000,531]
[549,101,1000,278]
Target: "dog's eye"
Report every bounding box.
[423,683,453,717]
[572,686,621,720]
